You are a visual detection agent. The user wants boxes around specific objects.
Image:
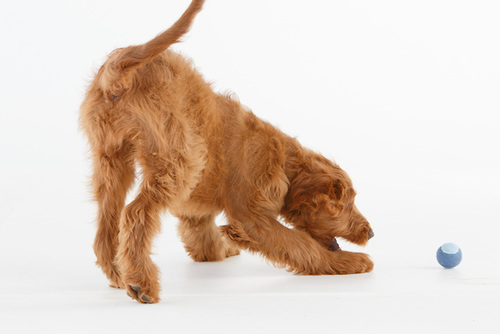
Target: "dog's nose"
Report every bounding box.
[368,230,375,239]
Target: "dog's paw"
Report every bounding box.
[188,238,240,262]
[329,251,374,275]
[109,281,126,289]
[121,264,160,304]
[224,241,240,258]
[126,282,159,304]
[104,266,126,289]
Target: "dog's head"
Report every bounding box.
[282,154,373,250]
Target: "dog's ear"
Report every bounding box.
[315,178,346,218]
[286,172,345,218]
[331,178,346,202]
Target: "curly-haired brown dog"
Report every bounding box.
[80,0,374,304]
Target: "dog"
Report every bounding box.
[80,0,374,304]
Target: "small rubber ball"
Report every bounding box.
[436,243,462,269]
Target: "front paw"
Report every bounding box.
[330,251,374,275]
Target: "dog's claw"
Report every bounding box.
[368,230,375,239]
[130,285,140,293]
[141,295,150,302]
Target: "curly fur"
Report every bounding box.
[80,0,374,304]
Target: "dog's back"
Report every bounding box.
[80,0,291,213]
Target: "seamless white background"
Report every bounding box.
[1,1,499,333]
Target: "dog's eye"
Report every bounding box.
[110,94,119,101]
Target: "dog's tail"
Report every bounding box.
[117,0,205,71]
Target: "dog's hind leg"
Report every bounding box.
[115,115,207,304]
[115,163,203,303]
[177,214,240,262]
[90,142,135,289]
[115,178,165,304]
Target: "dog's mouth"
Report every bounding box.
[328,238,341,251]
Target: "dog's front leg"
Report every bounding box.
[225,214,373,275]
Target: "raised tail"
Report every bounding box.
[117,0,205,71]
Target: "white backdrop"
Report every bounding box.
[1,1,499,333]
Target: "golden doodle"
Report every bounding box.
[80,0,374,304]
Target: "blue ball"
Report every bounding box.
[436,243,462,269]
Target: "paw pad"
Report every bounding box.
[127,285,154,304]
